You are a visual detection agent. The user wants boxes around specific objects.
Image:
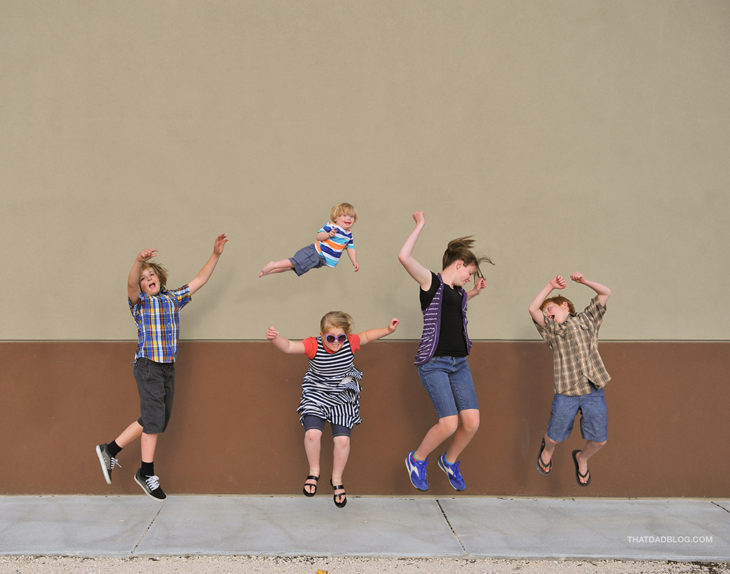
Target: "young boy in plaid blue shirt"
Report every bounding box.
[96,234,228,500]
[528,272,611,487]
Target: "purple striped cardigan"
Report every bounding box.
[414,273,472,366]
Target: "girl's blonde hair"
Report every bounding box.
[331,202,358,223]
[320,311,353,334]
[140,262,168,290]
[442,236,494,278]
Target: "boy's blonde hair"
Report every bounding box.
[140,262,168,291]
[442,236,494,278]
[331,202,358,223]
[540,296,575,314]
[320,311,353,334]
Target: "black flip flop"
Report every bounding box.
[536,438,552,476]
[571,450,591,487]
[302,475,319,497]
[330,478,347,508]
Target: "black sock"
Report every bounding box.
[140,461,154,477]
[107,441,122,458]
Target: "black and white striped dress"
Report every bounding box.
[297,336,364,429]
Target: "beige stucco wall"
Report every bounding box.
[2,1,729,341]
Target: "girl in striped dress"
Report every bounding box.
[266,311,399,508]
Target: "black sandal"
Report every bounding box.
[572,450,591,487]
[330,478,347,508]
[536,438,552,476]
[302,475,319,497]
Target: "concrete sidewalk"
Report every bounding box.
[0,496,728,562]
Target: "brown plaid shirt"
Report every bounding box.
[534,296,611,396]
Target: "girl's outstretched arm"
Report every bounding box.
[188,234,228,295]
[358,318,399,345]
[266,326,306,354]
[397,212,432,290]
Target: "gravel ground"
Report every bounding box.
[1,556,729,574]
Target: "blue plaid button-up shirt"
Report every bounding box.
[129,285,191,363]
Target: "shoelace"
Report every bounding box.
[110,457,121,470]
[145,474,161,491]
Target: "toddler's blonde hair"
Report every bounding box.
[330,202,358,223]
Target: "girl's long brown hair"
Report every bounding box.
[442,236,494,278]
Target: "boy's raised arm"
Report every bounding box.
[358,318,399,345]
[571,272,611,306]
[128,249,157,304]
[398,211,432,290]
[528,275,566,326]
[188,234,228,295]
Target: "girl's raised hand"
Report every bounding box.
[387,318,400,333]
[570,272,584,283]
[266,326,279,341]
[412,211,425,225]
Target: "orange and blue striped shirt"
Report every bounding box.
[314,222,354,268]
[129,285,191,364]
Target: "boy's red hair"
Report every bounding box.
[540,296,575,314]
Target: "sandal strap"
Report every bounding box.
[306,475,320,481]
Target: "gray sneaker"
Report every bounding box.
[95,444,121,485]
[134,469,166,500]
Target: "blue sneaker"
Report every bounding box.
[405,451,429,491]
[438,453,465,491]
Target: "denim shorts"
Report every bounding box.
[134,357,175,434]
[546,387,607,443]
[301,414,351,438]
[417,356,479,419]
[289,244,325,276]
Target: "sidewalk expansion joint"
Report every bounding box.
[131,504,163,554]
[436,499,467,554]
[711,500,730,514]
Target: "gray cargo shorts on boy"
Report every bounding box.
[134,357,175,434]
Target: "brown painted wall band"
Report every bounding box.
[1,341,727,497]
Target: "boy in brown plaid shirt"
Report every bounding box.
[528,272,611,486]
